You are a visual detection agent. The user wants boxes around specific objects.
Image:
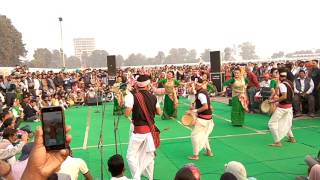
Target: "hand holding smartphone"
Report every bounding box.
[41,106,66,150]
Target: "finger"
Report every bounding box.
[65,135,72,145]
[59,149,69,158]
[65,126,71,133]
[34,126,44,147]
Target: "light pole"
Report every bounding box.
[58,17,65,68]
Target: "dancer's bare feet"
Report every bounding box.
[287,137,297,143]
[188,155,199,160]
[205,150,214,157]
[269,142,282,147]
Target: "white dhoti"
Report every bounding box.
[126,132,155,180]
[268,107,294,142]
[156,95,164,105]
[191,118,214,155]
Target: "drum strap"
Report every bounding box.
[135,92,160,148]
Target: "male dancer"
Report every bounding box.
[268,69,296,147]
[125,75,162,180]
[187,78,214,160]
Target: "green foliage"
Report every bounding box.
[239,42,258,60]
[66,56,81,68]
[0,15,27,66]
[271,51,284,59]
[87,50,109,68]
[200,49,210,62]
[223,47,234,61]
[30,48,52,68]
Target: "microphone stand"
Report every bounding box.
[97,93,106,180]
[114,111,120,154]
[95,90,100,113]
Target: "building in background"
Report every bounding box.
[73,38,96,58]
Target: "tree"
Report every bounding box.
[66,56,81,68]
[223,47,234,61]
[271,51,284,59]
[200,49,210,62]
[50,49,63,68]
[87,50,108,68]
[165,48,188,64]
[116,55,124,67]
[29,48,52,68]
[154,51,166,64]
[81,52,89,68]
[238,42,258,60]
[185,49,197,63]
[0,15,27,66]
[124,53,148,66]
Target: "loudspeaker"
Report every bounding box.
[107,55,116,76]
[210,51,222,92]
[210,51,221,73]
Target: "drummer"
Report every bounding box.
[187,78,214,160]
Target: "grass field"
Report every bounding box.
[21,97,320,180]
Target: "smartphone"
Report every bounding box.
[41,106,66,150]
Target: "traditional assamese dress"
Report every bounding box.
[223,78,248,126]
[158,79,180,120]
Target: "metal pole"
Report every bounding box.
[59,17,65,68]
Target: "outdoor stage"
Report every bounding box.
[22,97,320,180]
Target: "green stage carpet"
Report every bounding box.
[20,97,320,180]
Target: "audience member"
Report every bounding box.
[107,154,133,180]
[174,164,200,180]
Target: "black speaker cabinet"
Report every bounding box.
[210,51,221,73]
[107,55,116,76]
[210,51,222,92]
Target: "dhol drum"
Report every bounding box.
[260,100,276,114]
[181,113,196,127]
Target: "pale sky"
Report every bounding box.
[1,0,320,60]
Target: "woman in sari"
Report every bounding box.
[202,73,216,96]
[270,68,279,99]
[112,76,125,115]
[158,71,180,120]
[223,68,248,126]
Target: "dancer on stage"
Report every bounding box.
[187,78,214,160]
[125,75,162,180]
[158,71,180,120]
[112,76,125,115]
[223,68,248,126]
[270,68,280,99]
[201,73,216,96]
[268,69,296,147]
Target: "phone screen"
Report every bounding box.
[41,107,66,150]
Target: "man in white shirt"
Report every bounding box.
[58,146,93,180]
[293,70,315,117]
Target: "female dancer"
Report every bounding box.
[223,68,248,126]
[270,68,279,99]
[158,71,180,119]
